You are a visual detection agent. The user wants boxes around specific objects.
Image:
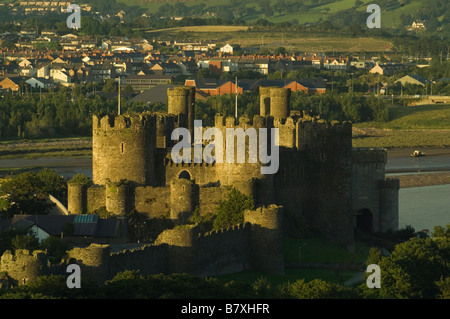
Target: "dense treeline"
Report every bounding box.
[0,77,390,141]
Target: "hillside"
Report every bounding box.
[115,0,448,30]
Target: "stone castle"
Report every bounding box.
[0,86,399,285]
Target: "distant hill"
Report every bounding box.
[114,0,448,31]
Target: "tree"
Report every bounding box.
[0,172,55,217]
[274,47,287,56]
[278,279,360,299]
[68,173,92,186]
[11,234,40,252]
[40,236,73,262]
[36,168,66,197]
[213,188,254,230]
[102,79,117,94]
[375,236,450,298]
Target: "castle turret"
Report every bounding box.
[352,148,388,233]
[0,250,48,286]
[269,87,290,120]
[167,86,196,136]
[65,244,111,284]
[154,225,198,274]
[378,178,400,233]
[67,178,91,215]
[169,177,198,224]
[244,205,284,274]
[92,114,156,186]
[67,183,85,215]
[259,87,291,120]
[105,179,128,216]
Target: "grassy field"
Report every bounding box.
[283,237,369,264]
[146,26,249,33]
[0,137,91,160]
[353,104,450,148]
[118,0,426,27]
[145,25,391,52]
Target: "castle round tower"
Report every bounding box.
[65,244,111,284]
[169,177,197,224]
[167,86,196,136]
[269,87,290,120]
[92,114,156,186]
[0,250,48,285]
[105,179,128,216]
[67,182,86,215]
[244,205,284,274]
[154,225,198,274]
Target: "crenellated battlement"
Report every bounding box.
[164,156,217,167]
[0,249,49,285]
[214,114,271,128]
[352,147,387,164]
[297,117,352,132]
[93,113,157,132]
[244,204,283,230]
[199,223,249,238]
[167,86,195,97]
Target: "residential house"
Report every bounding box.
[258,78,326,95]
[395,74,429,87]
[4,214,127,245]
[0,76,23,91]
[369,62,405,76]
[220,44,233,55]
[323,56,350,70]
[185,78,260,96]
[350,61,371,69]
[52,69,71,84]
[151,61,182,76]
[91,63,116,80]
[25,76,55,89]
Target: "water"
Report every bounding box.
[399,184,450,232]
[386,156,450,173]
[0,157,92,180]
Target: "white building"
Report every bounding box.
[220,44,233,54]
[26,77,55,89]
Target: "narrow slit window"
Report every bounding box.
[120,142,125,154]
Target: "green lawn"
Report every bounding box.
[353,104,450,148]
[360,104,450,130]
[283,237,370,264]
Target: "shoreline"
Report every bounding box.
[389,172,450,188]
[386,146,450,188]
[386,146,450,159]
